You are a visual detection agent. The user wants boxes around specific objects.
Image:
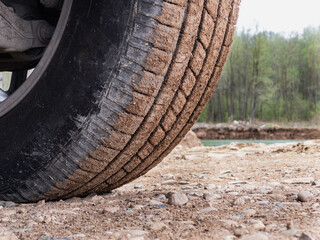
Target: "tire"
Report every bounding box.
[0,0,240,202]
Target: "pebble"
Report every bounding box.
[281,229,298,236]
[148,222,168,231]
[298,191,314,202]
[312,180,320,187]
[149,200,164,206]
[240,233,269,240]
[203,193,222,201]
[2,210,16,217]
[270,194,286,201]
[220,220,239,230]
[243,209,256,217]
[161,180,178,186]
[299,233,315,240]
[250,220,265,230]
[233,196,249,206]
[256,201,269,206]
[198,207,217,214]
[0,234,19,240]
[282,177,314,184]
[167,192,188,206]
[0,201,17,208]
[154,194,166,200]
[103,206,120,213]
[227,181,249,185]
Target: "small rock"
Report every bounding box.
[270,194,286,201]
[198,207,217,214]
[312,180,320,187]
[227,181,248,185]
[299,233,315,240]
[2,210,16,217]
[149,200,164,206]
[233,196,249,206]
[154,194,166,200]
[161,180,178,186]
[167,192,188,206]
[0,234,19,240]
[203,193,222,201]
[149,222,168,231]
[0,201,17,208]
[250,220,265,230]
[124,209,135,214]
[36,200,46,206]
[220,220,239,230]
[240,233,269,240]
[103,206,120,213]
[281,229,298,236]
[282,177,314,184]
[256,201,269,206]
[298,191,314,202]
[220,170,232,175]
[243,209,256,217]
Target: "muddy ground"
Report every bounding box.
[193,122,320,140]
[1,133,320,240]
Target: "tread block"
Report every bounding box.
[138,142,154,159]
[132,71,163,97]
[183,0,204,35]
[171,90,187,115]
[156,2,185,29]
[150,126,166,146]
[199,11,215,49]
[181,68,196,96]
[124,156,142,173]
[145,48,171,75]
[190,41,206,76]
[153,24,180,52]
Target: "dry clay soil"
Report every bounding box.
[1,133,320,240]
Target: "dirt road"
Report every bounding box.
[1,135,320,240]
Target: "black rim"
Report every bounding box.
[0,0,72,117]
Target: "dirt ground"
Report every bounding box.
[1,133,320,240]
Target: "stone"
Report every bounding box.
[0,201,17,208]
[161,180,178,186]
[240,233,269,240]
[312,180,320,187]
[154,194,166,200]
[0,234,19,240]
[270,194,286,201]
[2,210,16,217]
[198,207,217,214]
[203,193,222,201]
[256,201,269,206]
[243,209,256,217]
[298,191,314,202]
[250,220,265,230]
[299,233,315,240]
[220,220,239,230]
[281,229,298,236]
[103,206,120,213]
[149,222,168,231]
[227,181,249,185]
[233,196,249,206]
[167,192,188,206]
[282,177,314,184]
[149,200,164,206]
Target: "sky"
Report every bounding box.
[236,0,320,35]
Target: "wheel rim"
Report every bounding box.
[0,1,72,117]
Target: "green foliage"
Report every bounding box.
[205,27,320,123]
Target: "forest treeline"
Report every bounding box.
[200,27,320,123]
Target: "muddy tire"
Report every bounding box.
[0,0,240,202]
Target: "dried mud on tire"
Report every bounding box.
[1,0,241,202]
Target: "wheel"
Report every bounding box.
[0,0,240,202]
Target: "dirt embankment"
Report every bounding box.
[193,123,320,140]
